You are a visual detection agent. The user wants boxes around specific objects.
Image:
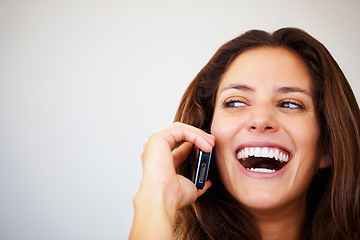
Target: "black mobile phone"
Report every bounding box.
[193,149,212,189]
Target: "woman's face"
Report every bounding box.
[211,46,327,213]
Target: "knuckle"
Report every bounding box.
[147,132,162,143]
[168,121,184,130]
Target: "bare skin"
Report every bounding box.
[129,123,214,240]
[130,47,330,240]
[211,47,329,240]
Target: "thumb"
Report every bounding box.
[176,176,212,210]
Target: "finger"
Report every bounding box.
[197,180,212,198]
[165,123,215,152]
[141,123,214,173]
[176,175,199,209]
[167,122,215,146]
[172,142,193,168]
[176,177,212,210]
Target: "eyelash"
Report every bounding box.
[221,99,247,108]
[278,100,305,110]
[221,99,305,110]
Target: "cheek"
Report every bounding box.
[211,111,244,180]
[211,112,237,166]
[211,111,244,141]
[292,116,320,147]
[288,116,321,169]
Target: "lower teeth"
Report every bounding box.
[247,167,275,173]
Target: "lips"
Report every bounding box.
[236,146,291,173]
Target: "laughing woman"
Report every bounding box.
[129,28,360,240]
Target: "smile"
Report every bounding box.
[237,147,291,173]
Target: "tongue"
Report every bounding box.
[240,157,284,171]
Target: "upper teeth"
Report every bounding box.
[237,147,289,162]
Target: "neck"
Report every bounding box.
[251,198,307,240]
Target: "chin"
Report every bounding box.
[233,189,288,212]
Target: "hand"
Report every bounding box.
[129,122,215,240]
[139,122,215,211]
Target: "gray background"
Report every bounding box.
[0,0,359,239]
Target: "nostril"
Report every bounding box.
[249,125,274,131]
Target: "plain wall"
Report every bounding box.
[0,0,359,239]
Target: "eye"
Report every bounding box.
[222,99,247,108]
[278,100,304,110]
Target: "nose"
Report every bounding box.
[247,105,279,133]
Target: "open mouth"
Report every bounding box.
[237,147,291,173]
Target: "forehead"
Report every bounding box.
[219,46,312,91]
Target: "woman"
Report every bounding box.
[130,28,360,239]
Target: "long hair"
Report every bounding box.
[173,28,360,239]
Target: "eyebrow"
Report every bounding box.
[276,86,312,96]
[220,84,255,93]
[219,84,312,97]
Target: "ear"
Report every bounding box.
[318,154,332,169]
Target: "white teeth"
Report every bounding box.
[254,147,261,157]
[239,150,242,159]
[269,149,274,158]
[274,149,279,160]
[261,148,269,158]
[237,147,290,163]
[249,147,254,156]
[283,154,289,162]
[247,167,276,173]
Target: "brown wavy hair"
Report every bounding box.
[173,28,360,239]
